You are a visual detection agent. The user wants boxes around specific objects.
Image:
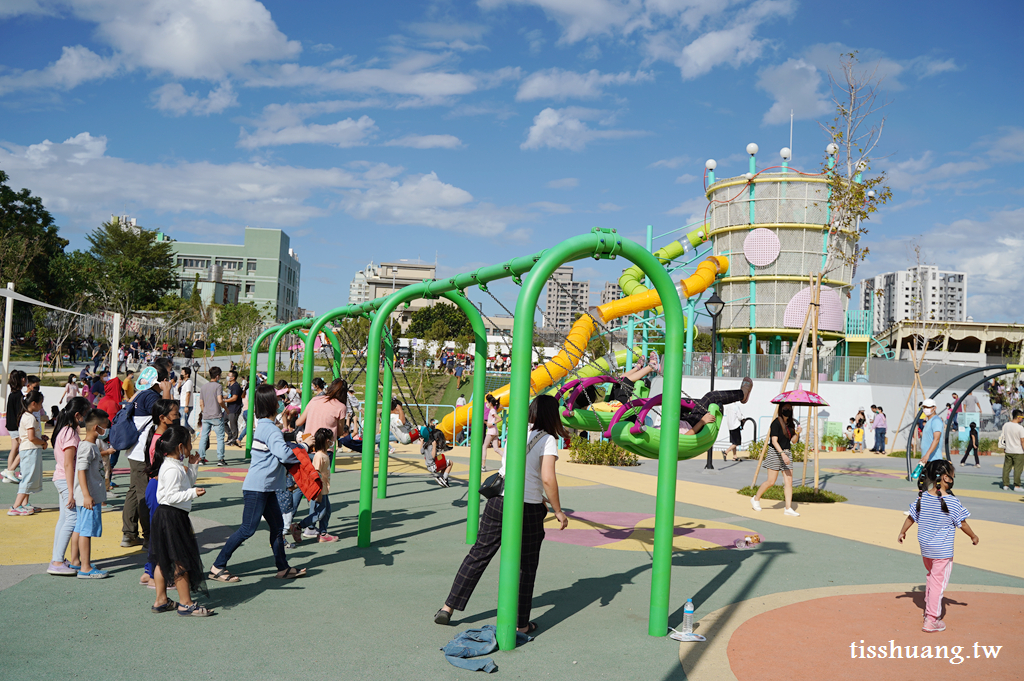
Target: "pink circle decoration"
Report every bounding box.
[783,287,845,332]
[742,228,781,267]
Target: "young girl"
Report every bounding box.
[2,370,27,485]
[141,399,180,588]
[60,374,79,406]
[149,425,212,616]
[898,460,979,632]
[298,428,337,542]
[46,397,92,575]
[482,394,503,473]
[9,391,47,516]
[421,420,454,488]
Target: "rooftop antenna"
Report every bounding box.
[789,110,794,160]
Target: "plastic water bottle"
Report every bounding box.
[911,462,923,482]
[682,599,694,634]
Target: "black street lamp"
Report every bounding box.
[704,292,724,470]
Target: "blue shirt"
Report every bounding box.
[921,415,945,461]
[908,492,970,559]
[243,419,299,493]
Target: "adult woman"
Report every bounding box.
[750,402,801,517]
[2,370,27,484]
[210,384,306,582]
[481,394,503,473]
[47,397,92,575]
[296,378,347,439]
[434,394,569,633]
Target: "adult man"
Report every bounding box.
[870,405,887,453]
[999,409,1024,492]
[179,367,194,431]
[961,391,982,416]
[224,370,243,447]
[919,399,945,463]
[198,367,227,466]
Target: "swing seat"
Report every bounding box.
[562,404,722,460]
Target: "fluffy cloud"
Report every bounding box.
[665,196,707,223]
[238,116,378,149]
[521,107,647,151]
[546,177,579,189]
[246,62,479,100]
[151,82,238,116]
[0,45,120,95]
[529,201,572,213]
[756,58,831,124]
[516,68,653,101]
[0,131,526,236]
[597,202,623,211]
[479,0,635,44]
[384,134,463,149]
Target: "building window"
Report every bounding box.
[179,257,209,269]
[245,282,255,298]
[216,259,243,270]
[247,259,257,273]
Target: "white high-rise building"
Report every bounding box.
[600,281,622,305]
[348,261,375,306]
[543,266,590,330]
[861,265,967,333]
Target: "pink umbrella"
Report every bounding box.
[770,385,829,407]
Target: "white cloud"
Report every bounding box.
[529,201,572,213]
[649,155,690,169]
[0,131,530,237]
[546,177,579,189]
[311,43,335,53]
[983,127,1024,164]
[757,58,831,125]
[151,82,238,116]
[0,0,53,17]
[665,196,707,223]
[0,45,120,95]
[384,134,463,149]
[598,202,623,211]
[521,107,647,151]
[516,68,653,101]
[238,116,378,149]
[246,62,479,100]
[675,173,699,184]
[480,0,635,44]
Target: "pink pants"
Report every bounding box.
[923,556,953,621]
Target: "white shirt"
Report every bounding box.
[156,456,200,512]
[1001,421,1024,455]
[500,429,558,505]
[180,379,193,407]
[725,403,742,431]
[456,397,467,408]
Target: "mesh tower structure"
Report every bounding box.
[706,172,857,358]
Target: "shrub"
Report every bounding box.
[737,485,847,503]
[568,437,639,467]
[979,438,1001,453]
[887,449,920,459]
[746,437,804,461]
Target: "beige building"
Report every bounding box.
[364,260,437,330]
[600,280,622,305]
[543,266,590,330]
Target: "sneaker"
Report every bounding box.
[217,460,227,467]
[783,507,800,517]
[15,505,35,515]
[750,497,761,511]
[0,469,17,483]
[199,458,208,465]
[77,568,109,579]
[435,476,447,488]
[318,533,338,543]
[47,562,77,576]
[283,541,297,549]
[7,506,27,516]
[922,618,946,633]
[121,534,143,548]
[1003,485,1012,491]
[301,528,319,539]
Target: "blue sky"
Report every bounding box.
[1,0,1022,325]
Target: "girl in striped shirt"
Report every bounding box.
[897,460,979,633]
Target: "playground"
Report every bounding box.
[3,149,1023,678]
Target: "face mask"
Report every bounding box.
[96,426,107,438]
[780,408,793,417]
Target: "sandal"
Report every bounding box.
[275,567,307,580]
[208,568,241,583]
[177,603,213,617]
[518,622,538,634]
[151,600,178,613]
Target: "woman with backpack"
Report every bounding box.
[209,384,307,582]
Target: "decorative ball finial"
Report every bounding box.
[826,143,838,155]
[780,147,791,160]
[705,159,717,170]
[746,143,759,156]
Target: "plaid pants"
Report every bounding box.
[445,496,547,628]
[682,389,745,426]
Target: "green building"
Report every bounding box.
[160,227,302,322]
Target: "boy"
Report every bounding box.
[845,421,855,450]
[75,409,111,578]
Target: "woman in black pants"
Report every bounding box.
[434,395,569,634]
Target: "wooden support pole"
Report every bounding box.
[811,273,822,491]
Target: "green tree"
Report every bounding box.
[0,169,67,300]
[212,302,264,365]
[31,250,98,371]
[407,302,471,340]
[86,216,178,326]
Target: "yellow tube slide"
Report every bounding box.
[438,254,728,441]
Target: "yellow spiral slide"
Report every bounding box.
[438,247,728,441]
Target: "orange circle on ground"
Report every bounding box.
[728,592,1023,680]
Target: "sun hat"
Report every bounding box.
[135,366,158,391]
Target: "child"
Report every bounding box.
[299,428,337,542]
[74,409,111,578]
[853,425,865,451]
[141,399,180,588]
[897,460,979,632]
[422,420,454,488]
[149,425,213,616]
[9,391,47,516]
[482,394,503,473]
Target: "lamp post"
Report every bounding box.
[704,292,725,470]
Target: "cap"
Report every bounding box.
[922,398,937,408]
[275,388,288,396]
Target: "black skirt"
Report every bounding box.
[150,505,208,596]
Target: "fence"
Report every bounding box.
[683,352,867,382]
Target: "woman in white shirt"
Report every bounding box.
[434,394,569,634]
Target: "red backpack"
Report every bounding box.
[285,442,323,501]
